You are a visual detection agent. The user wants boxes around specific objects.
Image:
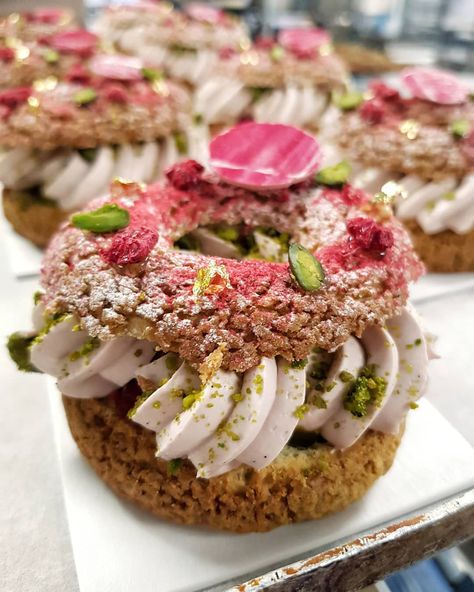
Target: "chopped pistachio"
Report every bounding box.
[43,48,59,63]
[339,370,354,383]
[316,161,352,186]
[68,337,100,362]
[293,403,309,420]
[167,458,182,475]
[73,88,97,106]
[442,191,456,201]
[214,225,239,242]
[291,358,308,370]
[343,365,387,417]
[409,401,419,410]
[141,67,162,81]
[249,87,270,102]
[332,90,364,111]
[71,203,130,233]
[450,119,471,139]
[127,390,154,418]
[78,148,97,163]
[270,45,284,61]
[33,290,42,305]
[288,243,325,292]
[173,131,188,155]
[6,332,40,373]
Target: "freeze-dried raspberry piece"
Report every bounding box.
[0,47,15,62]
[347,217,394,254]
[102,227,158,265]
[102,83,128,104]
[0,87,31,109]
[340,184,368,206]
[166,160,205,190]
[359,98,386,124]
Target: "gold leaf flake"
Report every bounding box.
[33,76,58,92]
[15,45,30,61]
[240,50,259,66]
[399,119,420,140]
[152,79,170,97]
[193,261,231,297]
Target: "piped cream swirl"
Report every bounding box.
[0,125,210,211]
[31,305,431,479]
[322,143,474,234]
[194,77,333,128]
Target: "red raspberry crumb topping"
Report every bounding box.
[347,217,394,254]
[461,129,474,163]
[369,80,400,101]
[255,36,275,50]
[65,63,91,84]
[219,47,236,60]
[0,47,15,62]
[359,98,386,124]
[0,87,31,109]
[102,83,128,104]
[102,226,158,265]
[340,184,368,206]
[166,160,205,190]
[25,9,63,24]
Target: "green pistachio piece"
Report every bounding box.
[6,332,40,373]
[78,148,97,162]
[73,88,97,106]
[167,458,182,475]
[270,45,284,61]
[288,243,325,292]
[316,161,352,186]
[214,225,239,242]
[173,131,188,155]
[332,90,364,111]
[443,191,456,201]
[450,119,471,138]
[71,203,130,233]
[249,87,270,102]
[43,48,59,63]
[141,67,163,82]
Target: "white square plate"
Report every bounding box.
[48,382,474,592]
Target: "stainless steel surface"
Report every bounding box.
[217,489,474,592]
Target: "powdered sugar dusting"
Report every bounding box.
[40,171,423,372]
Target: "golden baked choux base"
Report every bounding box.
[406,219,474,272]
[63,395,403,533]
[2,188,67,248]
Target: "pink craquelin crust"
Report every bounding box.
[40,164,423,374]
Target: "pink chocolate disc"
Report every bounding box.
[401,67,469,105]
[89,54,143,81]
[49,29,98,55]
[209,122,322,190]
[278,27,331,58]
[186,3,223,24]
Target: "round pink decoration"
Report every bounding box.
[278,27,331,58]
[401,67,469,105]
[186,3,223,24]
[89,55,144,81]
[49,29,98,55]
[209,122,322,190]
